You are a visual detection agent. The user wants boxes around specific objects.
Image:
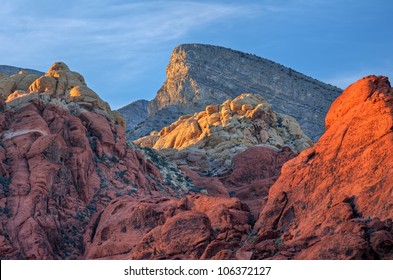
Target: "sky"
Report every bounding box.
[0,0,392,109]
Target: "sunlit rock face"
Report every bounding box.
[127,44,342,142]
[246,76,393,260]
[134,93,312,176]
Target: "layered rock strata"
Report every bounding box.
[127,44,342,141]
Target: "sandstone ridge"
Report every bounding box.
[250,75,393,259]
[0,62,201,259]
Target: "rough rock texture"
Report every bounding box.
[135,94,312,175]
[127,44,342,141]
[83,195,254,260]
[247,76,393,260]
[117,99,149,132]
[0,71,40,100]
[0,63,200,260]
[220,146,296,218]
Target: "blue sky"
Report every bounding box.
[1,0,392,109]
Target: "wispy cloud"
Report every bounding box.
[0,1,257,62]
[0,0,261,107]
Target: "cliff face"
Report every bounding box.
[128,44,342,141]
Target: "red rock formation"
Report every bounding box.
[2,67,393,261]
[83,195,254,260]
[220,146,296,217]
[0,63,189,259]
[250,76,393,259]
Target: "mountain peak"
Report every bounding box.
[130,44,342,142]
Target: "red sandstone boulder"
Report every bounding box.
[83,195,254,260]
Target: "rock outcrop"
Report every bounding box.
[0,71,41,100]
[127,44,342,141]
[135,94,312,175]
[117,99,149,132]
[247,76,393,259]
[0,62,200,260]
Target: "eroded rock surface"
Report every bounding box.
[135,94,311,175]
[246,76,393,260]
[0,63,198,259]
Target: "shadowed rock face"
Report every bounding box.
[127,44,342,141]
[0,63,199,260]
[117,100,149,132]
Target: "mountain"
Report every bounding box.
[0,65,44,77]
[2,60,392,260]
[135,93,312,176]
[0,62,201,259]
[117,99,149,131]
[125,44,342,141]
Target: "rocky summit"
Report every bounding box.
[135,93,312,175]
[126,44,342,141]
[1,59,392,260]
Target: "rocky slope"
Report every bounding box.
[127,44,342,141]
[135,94,312,175]
[117,100,149,132]
[0,63,201,259]
[88,76,393,260]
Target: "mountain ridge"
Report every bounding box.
[0,65,44,77]
[125,44,342,142]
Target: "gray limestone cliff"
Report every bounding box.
[127,44,342,141]
[0,65,44,76]
[117,99,149,131]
